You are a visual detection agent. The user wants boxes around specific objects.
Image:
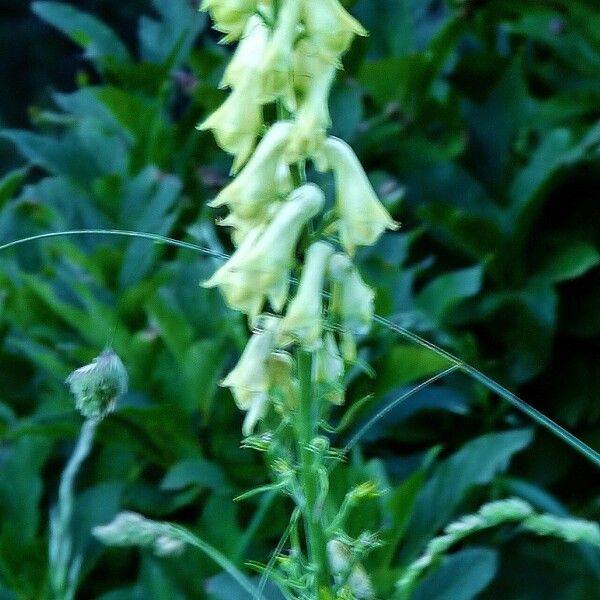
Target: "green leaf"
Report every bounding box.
[32,1,130,64]
[534,241,600,283]
[376,344,453,396]
[0,168,28,207]
[415,265,483,325]
[411,548,498,600]
[399,429,533,561]
[138,0,206,66]
[1,124,128,184]
[161,459,232,494]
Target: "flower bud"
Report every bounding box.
[198,73,263,173]
[327,539,374,599]
[324,136,399,255]
[300,0,367,63]
[201,0,258,42]
[204,184,325,317]
[279,241,334,349]
[329,253,374,335]
[208,121,293,219]
[66,349,128,419]
[313,332,344,405]
[93,511,184,556]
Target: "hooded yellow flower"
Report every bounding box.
[324,136,399,255]
[220,15,269,90]
[220,316,279,435]
[201,0,259,42]
[197,73,263,173]
[287,39,337,161]
[203,184,325,318]
[260,0,300,107]
[208,121,293,220]
[279,241,334,349]
[300,0,367,63]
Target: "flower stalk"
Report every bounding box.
[199,0,397,596]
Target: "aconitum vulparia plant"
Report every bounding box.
[199,0,397,596]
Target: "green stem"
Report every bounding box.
[296,350,329,594]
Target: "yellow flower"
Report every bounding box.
[197,74,262,172]
[203,184,325,318]
[313,332,344,405]
[279,241,334,349]
[329,252,374,335]
[208,121,293,220]
[260,0,300,107]
[300,0,367,63]
[287,40,337,161]
[220,316,279,435]
[324,136,399,255]
[220,15,269,89]
[201,0,258,42]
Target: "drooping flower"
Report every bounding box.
[260,0,301,107]
[287,39,337,161]
[313,332,344,405]
[208,121,293,220]
[203,184,325,318]
[66,348,128,419]
[201,0,259,42]
[220,15,269,90]
[279,241,334,349]
[197,73,263,172]
[324,136,399,255]
[300,0,367,63]
[221,317,279,435]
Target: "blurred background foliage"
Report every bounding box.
[0,0,598,598]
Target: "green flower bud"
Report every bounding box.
[66,349,128,419]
